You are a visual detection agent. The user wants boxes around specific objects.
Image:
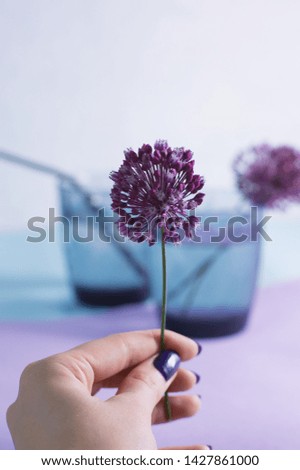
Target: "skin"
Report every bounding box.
[7,329,208,450]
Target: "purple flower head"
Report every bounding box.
[233,144,300,208]
[110,140,205,245]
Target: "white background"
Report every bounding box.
[1,450,300,470]
[1,0,300,232]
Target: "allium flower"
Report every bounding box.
[233,144,300,207]
[110,140,205,245]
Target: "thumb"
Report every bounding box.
[117,350,181,411]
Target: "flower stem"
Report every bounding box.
[160,228,172,420]
[160,229,167,351]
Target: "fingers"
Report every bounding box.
[63,329,199,386]
[98,367,198,392]
[152,394,201,424]
[116,350,181,410]
[168,369,199,392]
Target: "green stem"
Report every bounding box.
[160,228,172,420]
[160,229,167,351]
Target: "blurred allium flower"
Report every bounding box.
[233,144,300,207]
[110,140,205,244]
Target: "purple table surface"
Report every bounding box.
[0,280,300,450]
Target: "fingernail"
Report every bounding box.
[207,445,213,450]
[195,341,202,355]
[193,372,201,383]
[153,350,181,381]
[198,394,202,400]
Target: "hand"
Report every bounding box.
[7,329,208,450]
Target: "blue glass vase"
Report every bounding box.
[59,181,150,307]
[151,201,262,337]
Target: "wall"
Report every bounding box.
[1,0,300,232]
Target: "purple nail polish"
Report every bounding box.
[207,445,213,450]
[153,350,181,381]
[193,372,201,383]
[195,341,202,355]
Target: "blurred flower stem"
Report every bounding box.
[180,244,229,314]
[0,149,147,280]
[160,227,172,420]
[168,244,227,302]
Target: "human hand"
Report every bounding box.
[7,329,208,450]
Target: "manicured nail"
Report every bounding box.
[207,445,213,450]
[193,372,201,383]
[153,350,181,381]
[195,341,202,355]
